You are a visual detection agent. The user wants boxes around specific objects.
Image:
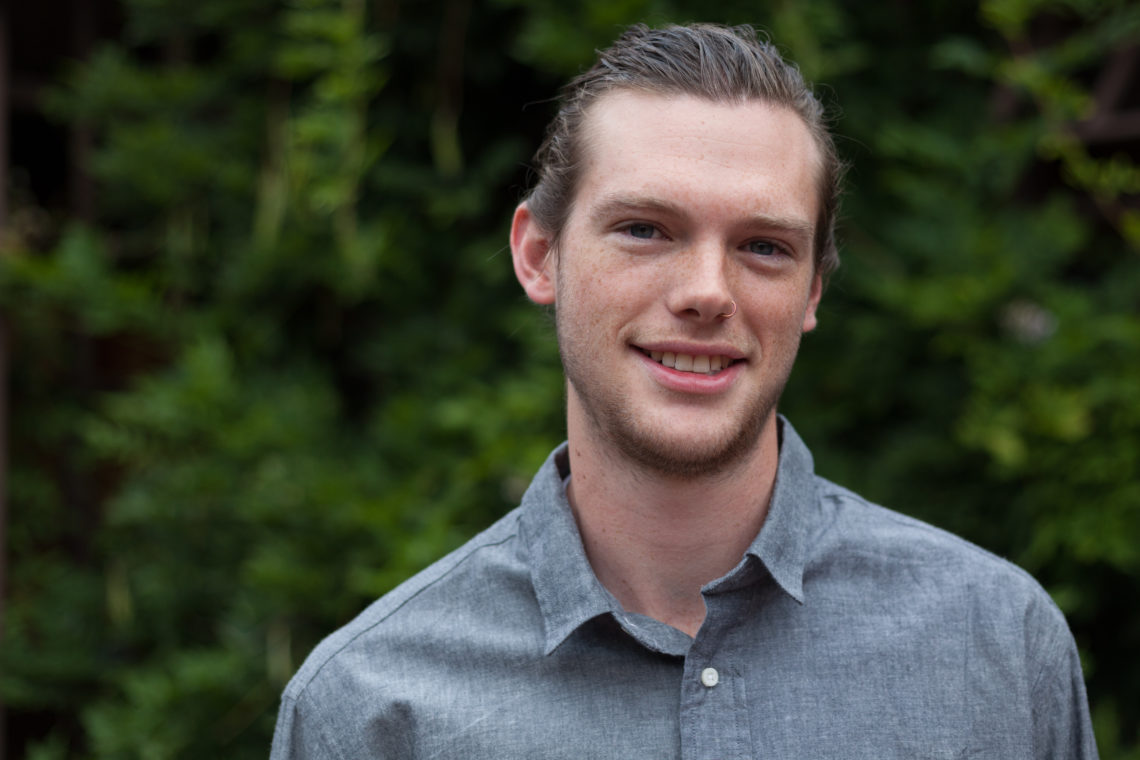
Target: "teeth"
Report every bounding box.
[644,350,733,375]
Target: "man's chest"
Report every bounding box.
[359,605,1029,760]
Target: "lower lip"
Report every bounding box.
[635,349,744,395]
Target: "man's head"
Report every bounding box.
[525,23,841,282]
[510,23,832,478]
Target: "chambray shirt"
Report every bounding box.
[271,419,1098,759]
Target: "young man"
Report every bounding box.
[271,24,1098,759]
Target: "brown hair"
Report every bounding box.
[525,23,842,281]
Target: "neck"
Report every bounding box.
[565,399,781,638]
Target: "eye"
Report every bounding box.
[626,223,658,239]
[745,240,781,256]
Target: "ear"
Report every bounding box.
[802,271,823,333]
[510,202,557,305]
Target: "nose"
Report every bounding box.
[666,241,735,323]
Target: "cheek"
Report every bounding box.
[557,261,617,338]
[561,246,647,312]
[743,288,815,335]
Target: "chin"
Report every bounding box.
[599,411,771,480]
[562,350,780,479]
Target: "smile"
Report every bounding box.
[638,348,739,375]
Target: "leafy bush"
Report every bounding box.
[2,0,1137,756]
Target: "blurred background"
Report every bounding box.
[0,0,1138,757]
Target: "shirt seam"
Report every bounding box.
[1027,619,1072,760]
[1028,610,1069,697]
[309,691,351,760]
[816,484,1044,586]
[287,521,522,698]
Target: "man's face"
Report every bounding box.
[514,90,823,477]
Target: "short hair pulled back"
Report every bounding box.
[525,23,842,281]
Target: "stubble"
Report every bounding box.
[556,316,794,480]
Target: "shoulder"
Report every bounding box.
[796,476,1096,756]
[815,476,1037,580]
[282,506,534,704]
[809,476,1071,645]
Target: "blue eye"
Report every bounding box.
[627,223,656,239]
[746,240,778,256]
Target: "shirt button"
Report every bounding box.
[700,667,720,688]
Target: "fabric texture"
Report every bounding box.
[270,418,1098,759]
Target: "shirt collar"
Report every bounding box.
[520,416,819,654]
[519,445,619,655]
[741,416,818,604]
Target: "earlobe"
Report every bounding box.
[510,203,557,305]
[802,272,823,332]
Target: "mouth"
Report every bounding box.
[637,347,741,376]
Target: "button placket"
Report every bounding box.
[679,589,754,759]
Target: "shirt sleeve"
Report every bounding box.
[270,693,345,760]
[1030,612,1099,760]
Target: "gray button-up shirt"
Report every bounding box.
[271,419,1098,759]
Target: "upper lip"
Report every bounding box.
[632,341,747,360]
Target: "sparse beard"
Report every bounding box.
[571,373,773,479]
[557,329,779,481]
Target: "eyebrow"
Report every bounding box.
[588,193,814,239]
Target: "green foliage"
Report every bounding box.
[2,0,1137,756]
[781,3,1140,754]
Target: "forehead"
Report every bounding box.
[574,90,821,226]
